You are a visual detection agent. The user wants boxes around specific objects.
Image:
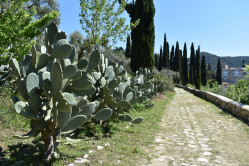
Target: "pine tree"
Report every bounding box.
[170,45,175,70]
[125,34,131,58]
[182,42,188,85]
[158,46,163,71]
[216,58,222,85]
[124,0,155,72]
[195,46,201,89]
[201,55,207,86]
[173,41,181,72]
[162,33,169,68]
[189,42,195,84]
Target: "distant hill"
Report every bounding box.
[199,52,249,71]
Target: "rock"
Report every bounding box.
[74,158,90,164]
[97,146,104,150]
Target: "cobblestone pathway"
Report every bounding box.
[147,88,249,166]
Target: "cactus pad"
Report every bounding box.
[72,79,92,90]
[92,108,112,121]
[77,58,88,69]
[51,62,63,96]
[64,65,77,79]
[131,117,143,124]
[61,115,87,132]
[86,50,101,73]
[26,73,39,96]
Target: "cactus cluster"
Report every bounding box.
[10,22,155,163]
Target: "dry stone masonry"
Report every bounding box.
[176,84,249,123]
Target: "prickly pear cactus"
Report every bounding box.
[11,22,96,163]
[10,22,156,164]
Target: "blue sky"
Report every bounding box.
[59,0,249,57]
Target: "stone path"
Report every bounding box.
[146,88,249,166]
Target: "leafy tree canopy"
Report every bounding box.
[0,0,58,64]
[79,0,139,50]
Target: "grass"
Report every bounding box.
[0,91,175,166]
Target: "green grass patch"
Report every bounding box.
[0,91,174,166]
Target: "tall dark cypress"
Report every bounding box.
[216,58,222,85]
[154,53,159,69]
[201,55,207,86]
[166,42,170,69]
[243,59,245,67]
[124,0,155,72]
[173,42,181,72]
[182,42,188,85]
[158,46,163,71]
[189,42,195,84]
[162,33,169,68]
[195,46,201,89]
[170,45,174,70]
[207,62,212,71]
[125,34,131,58]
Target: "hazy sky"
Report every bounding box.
[59,0,249,57]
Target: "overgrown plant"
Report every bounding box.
[10,22,155,163]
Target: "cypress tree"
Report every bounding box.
[216,58,222,85]
[166,42,170,69]
[201,55,207,86]
[189,42,195,84]
[170,45,175,70]
[173,41,181,72]
[162,33,169,69]
[158,46,163,71]
[207,62,212,71]
[195,46,201,89]
[125,34,131,58]
[154,53,159,69]
[125,0,155,72]
[182,42,188,85]
[243,59,245,67]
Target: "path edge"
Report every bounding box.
[175,84,249,123]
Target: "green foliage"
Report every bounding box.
[162,33,169,69]
[195,46,201,89]
[79,0,138,50]
[160,69,180,84]
[201,55,207,86]
[153,69,174,92]
[189,43,195,84]
[182,42,188,86]
[173,41,181,74]
[169,45,174,70]
[127,0,155,72]
[158,46,163,71]
[200,52,249,71]
[9,22,156,163]
[125,34,131,58]
[0,0,59,64]
[216,58,222,85]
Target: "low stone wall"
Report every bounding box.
[175,84,249,123]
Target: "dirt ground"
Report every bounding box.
[145,88,249,166]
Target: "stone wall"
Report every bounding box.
[175,84,249,123]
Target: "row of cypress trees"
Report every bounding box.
[154,35,210,89]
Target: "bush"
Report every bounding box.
[104,49,131,73]
[153,69,174,92]
[186,84,193,88]
[160,69,180,84]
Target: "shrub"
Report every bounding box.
[153,69,174,92]
[160,69,180,84]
